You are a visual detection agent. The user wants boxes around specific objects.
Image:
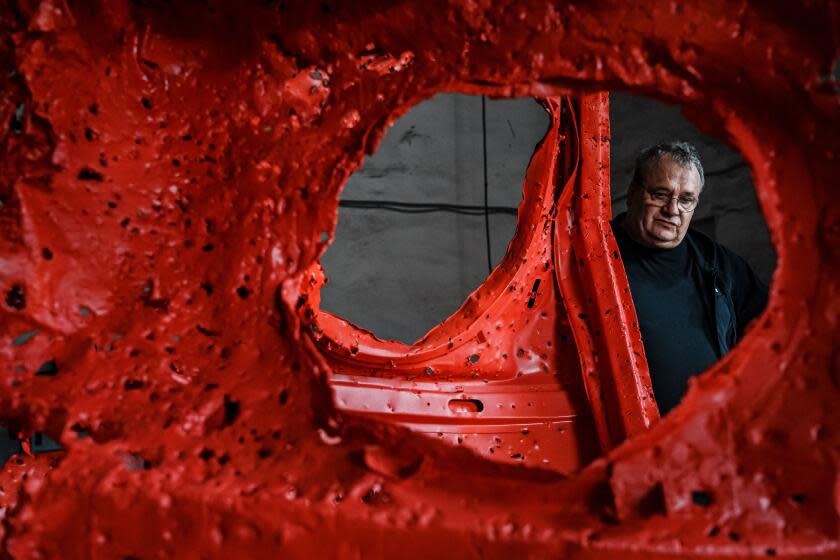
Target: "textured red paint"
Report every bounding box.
[1,0,838,558]
[554,93,659,450]
[305,95,605,474]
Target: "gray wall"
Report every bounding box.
[320,93,775,345]
[320,95,548,344]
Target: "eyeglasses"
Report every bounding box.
[644,189,699,213]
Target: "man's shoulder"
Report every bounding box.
[684,227,718,257]
[685,228,753,277]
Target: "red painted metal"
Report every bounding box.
[305,96,603,474]
[0,1,837,558]
[556,93,659,448]
[308,93,653,470]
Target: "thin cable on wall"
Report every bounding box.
[338,199,517,215]
[481,95,492,275]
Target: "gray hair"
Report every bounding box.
[631,141,705,190]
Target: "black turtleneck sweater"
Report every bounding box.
[611,222,720,414]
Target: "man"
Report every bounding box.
[612,142,768,414]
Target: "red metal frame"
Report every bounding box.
[302,93,655,471]
[555,93,659,449]
[2,2,835,556]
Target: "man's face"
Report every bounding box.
[624,155,702,249]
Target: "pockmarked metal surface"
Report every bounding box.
[0,1,837,557]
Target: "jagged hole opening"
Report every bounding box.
[317,90,777,420]
[319,93,549,345]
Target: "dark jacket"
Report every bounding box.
[682,228,768,356]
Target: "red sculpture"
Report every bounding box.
[1,1,837,557]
